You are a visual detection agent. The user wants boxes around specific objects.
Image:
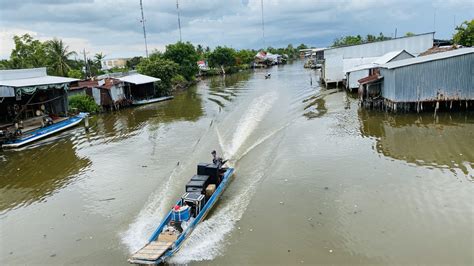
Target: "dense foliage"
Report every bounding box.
[332,33,392,47]
[208,46,237,67]
[68,94,100,113]
[137,54,179,95]
[1,34,106,78]
[44,38,77,77]
[163,42,199,81]
[453,20,474,47]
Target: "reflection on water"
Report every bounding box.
[0,85,209,213]
[302,89,339,119]
[359,109,474,178]
[206,72,252,108]
[0,139,91,212]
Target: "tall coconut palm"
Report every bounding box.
[93,52,106,71]
[45,39,77,77]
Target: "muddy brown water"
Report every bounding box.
[1,61,473,265]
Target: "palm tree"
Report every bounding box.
[94,52,106,67]
[45,39,77,77]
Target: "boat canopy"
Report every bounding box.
[0,67,78,97]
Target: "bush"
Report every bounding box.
[68,94,100,113]
[67,69,83,79]
[163,42,199,81]
[171,74,186,85]
[137,56,179,89]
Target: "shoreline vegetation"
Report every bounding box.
[0,34,309,113]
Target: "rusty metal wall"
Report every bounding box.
[380,52,474,102]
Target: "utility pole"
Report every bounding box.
[394,28,397,38]
[83,49,88,78]
[177,0,182,42]
[261,0,265,49]
[139,0,149,57]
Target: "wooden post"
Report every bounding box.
[84,115,89,130]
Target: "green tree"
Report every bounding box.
[67,69,83,79]
[94,52,105,69]
[163,42,199,80]
[405,32,415,37]
[376,32,391,41]
[366,34,377,42]
[126,56,142,69]
[137,55,179,92]
[208,46,236,67]
[453,20,474,47]
[196,44,204,56]
[9,34,47,69]
[297,43,308,50]
[332,35,363,47]
[44,38,77,76]
[0,60,10,69]
[235,49,255,65]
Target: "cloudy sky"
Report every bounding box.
[0,0,473,59]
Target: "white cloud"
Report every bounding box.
[0,0,473,59]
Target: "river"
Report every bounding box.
[1,61,473,265]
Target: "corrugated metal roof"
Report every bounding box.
[343,57,379,73]
[346,50,415,73]
[382,48,474,69]
[0,67,78,87]
[374,50,413,64]
[118,73,160,85]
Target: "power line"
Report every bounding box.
[261,0,265,48]
[139,0,149,57]
[177,0,182,42]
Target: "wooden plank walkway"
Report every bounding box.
[130,241,173,261]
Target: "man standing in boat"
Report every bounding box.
[211,150,227,169]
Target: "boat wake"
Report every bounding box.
[121,163,182,253]
[170,92,281,263]
[123,90,279,262]
[170,152,273,264]
[224,91,277,160]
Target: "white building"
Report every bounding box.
[101,58,129,71]
[321,32,434,86]
[345,50,415,90]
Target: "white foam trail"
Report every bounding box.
[123,91,278,261]
[170,93,280,263]
[121,164,181,253]
[237,122,289,161]
[225,92,277,159]
[170,168,266,264]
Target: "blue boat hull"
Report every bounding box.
[129,167,235,264]
[1,113,87,148]
[132,96,173,106]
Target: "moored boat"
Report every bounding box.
[128,163,235,264]
[1,112,88,149]
[132,96,174,106]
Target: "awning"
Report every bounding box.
[118,74,160,85]
[0,68,79,96]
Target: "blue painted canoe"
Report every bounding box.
[1,112,88,149]
[129,167,235,264]
[132,96,174,106]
